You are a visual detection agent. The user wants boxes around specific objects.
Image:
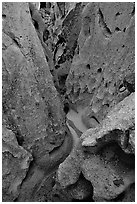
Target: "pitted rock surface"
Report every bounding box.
[2,2,73,201]
[66,2,135,127]
[81,151,134,201]
[2,2,135,202]
[81,92,135,154]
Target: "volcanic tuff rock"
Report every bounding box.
[56,2,135,202]
[81,92,135,154]
[80,93,135,201]
[81,154,134,201]
[2,2,135,202]
[57,93,135,201]
[56,143,84,188]
[2,124,32,201]
[66,2,135,127]
[2,2,72,201]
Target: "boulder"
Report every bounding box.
[81,93,135,154]
[81,93,135,201]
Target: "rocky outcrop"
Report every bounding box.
[81,92,135,154]
[56,93,135,201]
[56,143,83,188]
[80,93,135,201]
[2,2,135,202]
[55,3,135,201]
[2,2,73,201]
[81,153,134,201]
[2,125,32,201]
[66,2,135,128]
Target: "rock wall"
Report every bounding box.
[66,2,135,127]
[2,2,135,202]
[2,2,72,201]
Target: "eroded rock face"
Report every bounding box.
[82,149,134,201]
[56,93,135,201]
[67,174,93,201]
[55,3,135,201]
[2,2,72,201]
[80,93,135,201]
[66,2,135,127]
[81,93,135,154]
[2,2,135,202]
[56,143,83,188]
[2,2,66,157]
[2,125,32,201]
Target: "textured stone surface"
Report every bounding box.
[2,2,72,201]
[2,2,66,157]
[56,143,83,188]
[80,93,135,201]
[82,148,134,201]
[122,183,135,202]
[2,2,135,202]
[67,174,93,200]
[66,2,135,127]
[81,93,135,154]
[2,124,32,201]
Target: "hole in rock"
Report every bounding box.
[105,82,108,88]
[123,28,126,32]
[63,103,70,114]
[86,64,90,69]
[40,2,46,9]
[115,12,121,17]
[33,20,39,30]
[97,68,102,73]
[104,103,109,107]
[45,55,48,62]
[2,14,6,19]
[131,5,135,16]
[55,65,60,69]
[35,102,40,107]
[113,178,124,187]
[115,27,121,32]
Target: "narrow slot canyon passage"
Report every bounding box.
[2,2,135,202]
